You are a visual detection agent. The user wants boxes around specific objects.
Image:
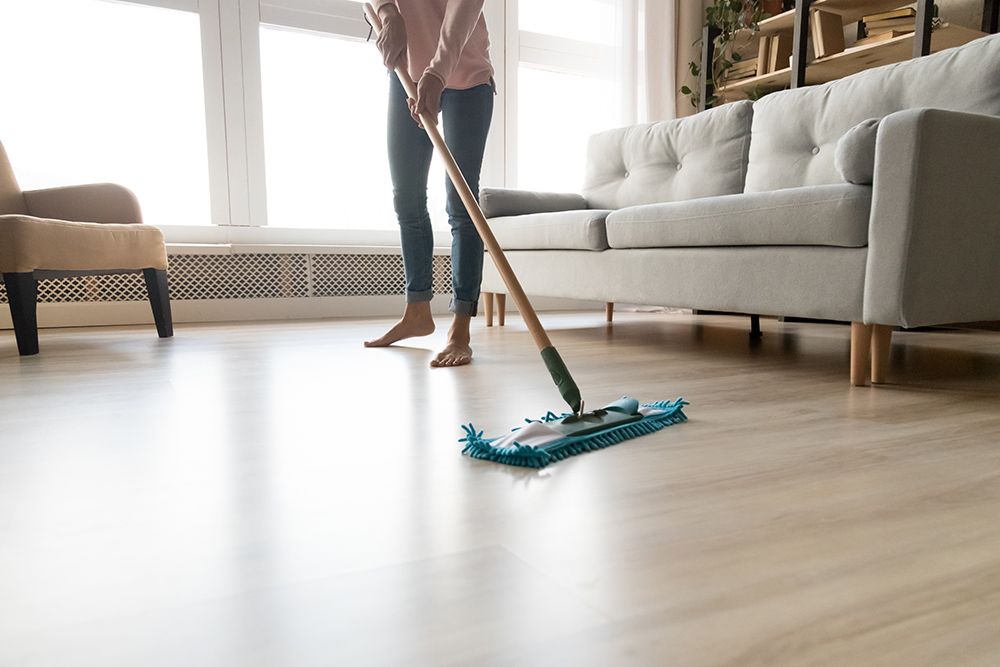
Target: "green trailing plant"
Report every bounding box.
[682,0,788,108]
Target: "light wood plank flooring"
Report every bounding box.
[1,312,999,666]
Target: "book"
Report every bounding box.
[768,32,793,72]
[865,17,917,29]
[853,29,913,47]
[868,23,915,35]
[863,7,916,23]
[726,70,759,82]
[757,35,773,75]
[811,9,846,58]
[729,60,758,74]
[727,68,758,80]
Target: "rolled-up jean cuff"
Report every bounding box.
[450,297,478,317]
[406,289,434,303]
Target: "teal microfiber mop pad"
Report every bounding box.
[460,397,689,468]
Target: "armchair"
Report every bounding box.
[0,140,172,355]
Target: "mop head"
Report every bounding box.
[460,397,688,468]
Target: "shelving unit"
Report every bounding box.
[701,0,998,108]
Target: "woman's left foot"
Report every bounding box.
[430,341,473,367]
[431,316,473,367]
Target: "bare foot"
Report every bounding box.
[430,341,473,367]
[364,304,435,347]
[430,315,473,367]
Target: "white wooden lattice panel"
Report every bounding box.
[0,252,453,303]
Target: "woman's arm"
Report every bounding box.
[425,0,486,86]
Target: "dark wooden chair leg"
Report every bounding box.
[142,268,173,338]
[750,314,762,340]
[3,272,39,356]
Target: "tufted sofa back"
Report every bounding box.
[746,33,1000,192]
[582,101,754,210]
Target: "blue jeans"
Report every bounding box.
[387,75,494,316]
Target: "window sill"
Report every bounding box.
[159,224,453,250]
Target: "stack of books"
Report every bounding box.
[859,6,939,46]
[725,58,759,82]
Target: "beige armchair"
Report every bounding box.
[0,141,172,355]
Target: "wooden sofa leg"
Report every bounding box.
[850,322,873,386]
[3,272,39,356]
[143,269,174,338]
[483,292,494,327]
[871,325,893,384]
[497,294,506,326]
[750,314,762,340]
[605,302,614,323]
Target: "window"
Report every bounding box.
[1,0,625,235]
[513,0,623,192]
[258,24,449,230]
[0,0,212,226]
[516,67,618,193]
[518,0,618,45]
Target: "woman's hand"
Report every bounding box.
[408,72,445,128]
[376,5,407,70]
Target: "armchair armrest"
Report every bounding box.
[864,108,1000,328]
[479,187,587,219]
[22,183,142,224]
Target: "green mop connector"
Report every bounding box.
[540,346,582,414]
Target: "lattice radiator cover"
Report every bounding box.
[0,253,452,303]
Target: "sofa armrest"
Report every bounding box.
[479,187,587,219]
[22,183,143,224]
[864,108,1000,328]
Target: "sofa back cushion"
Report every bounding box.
[745,33,1000,192]
[0,141,28,216]
[582,100,753,210]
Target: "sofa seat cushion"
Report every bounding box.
[488,209,612,251]
[0,215,168,273]
[606,183,871,249]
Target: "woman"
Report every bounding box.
[364,0,494,368]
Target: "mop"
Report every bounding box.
[364,4,688,468]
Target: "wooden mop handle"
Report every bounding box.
[363,3,552,353]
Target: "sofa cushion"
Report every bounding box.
[582,100,753,210]
[834,118,880,185]
[488,209,611,251]
[746,33,1000,192]
[0,215,167,273]
[480,188,587,218]
[605,184,871,249]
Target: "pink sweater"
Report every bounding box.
[374,0,494,90]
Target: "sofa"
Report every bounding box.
[479,33,1000,386]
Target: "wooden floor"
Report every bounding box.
[2,312,1000,666]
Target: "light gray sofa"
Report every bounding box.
[480,33,1000,386]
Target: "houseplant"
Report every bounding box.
[682,0,791,108]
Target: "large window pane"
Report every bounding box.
[0,0,211,225]
[260,25,448,230]
[516,66,618,193]
[519,0,617,44]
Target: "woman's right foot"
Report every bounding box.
[364,306,436,347]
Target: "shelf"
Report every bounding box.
[717,23,987,99]
[744,1,920,38]
[807,23,987,82]
[718,66,792,95]
[810,0,926,26]
[755,9,796,36]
